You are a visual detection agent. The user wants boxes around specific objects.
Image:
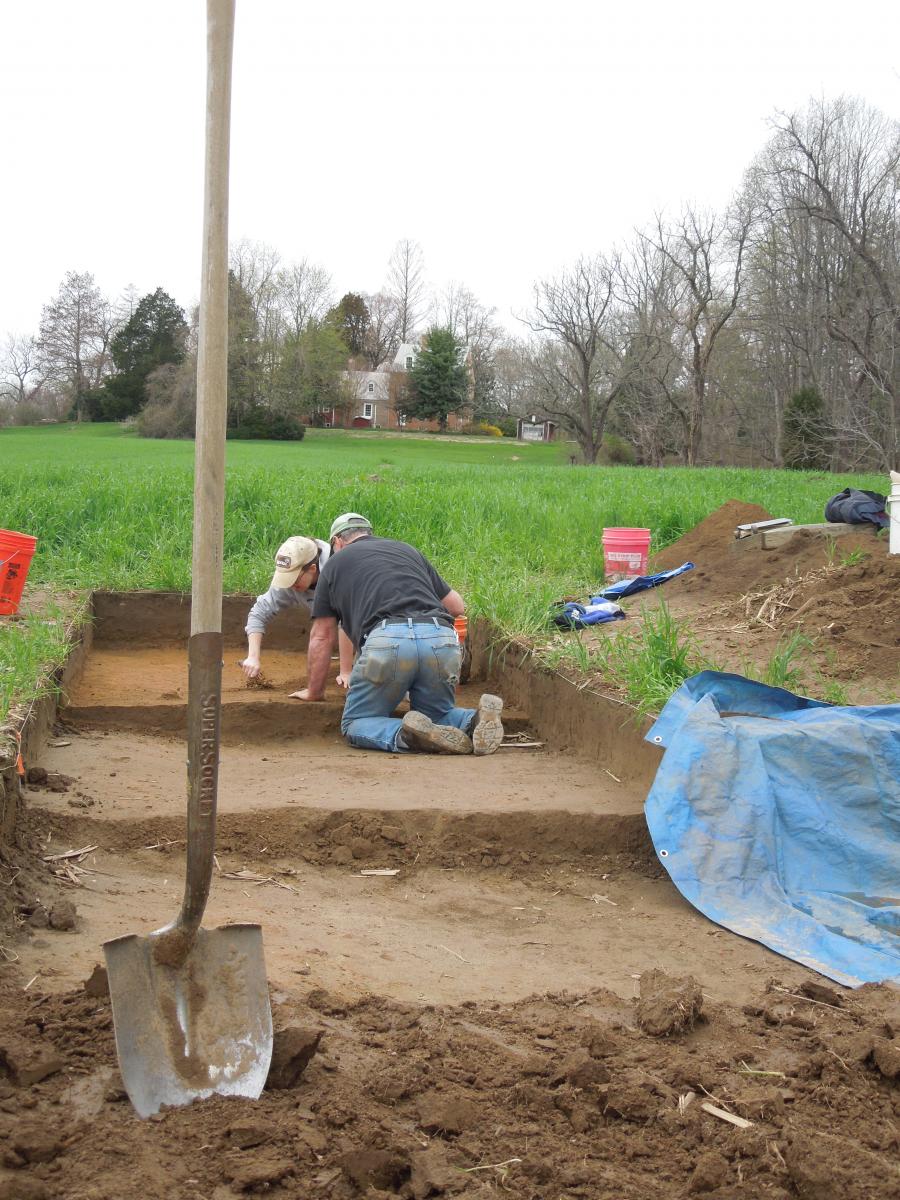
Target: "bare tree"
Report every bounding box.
[433,283,503,416]
[0,334,44,407]
[386,239,426,342]
[758,98,900,467]
[645,205,750,464]
[614,237,686,463]
[523,254,645,463]
[362,291,401,368]
[491,338,535,417]
[275,260,333,337]
[229,238,281,322]
[116,283,142,323]
[230,239,283,403]
[37,270,114,419]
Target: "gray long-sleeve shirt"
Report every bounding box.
[245,538,330,635]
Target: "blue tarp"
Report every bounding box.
[551,598,625,628]
[599,561,694,599]
[644,672,900,987]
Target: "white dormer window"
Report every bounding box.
[405,355,413,370]
[363,402,373,418]
[367,382,374,394]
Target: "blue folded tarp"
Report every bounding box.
[644,671,900,987]
[599,561,694,599]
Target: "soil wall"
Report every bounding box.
[91,590,310,649]
[469,624,662,792]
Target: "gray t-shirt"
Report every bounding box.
[312,536,451,649]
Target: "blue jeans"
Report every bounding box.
[341,620,476,752]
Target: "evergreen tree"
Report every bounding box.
[404,327,469,431]
[102,289,187,419]
[781,386,830,469]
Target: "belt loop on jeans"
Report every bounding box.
[407,617,413,629]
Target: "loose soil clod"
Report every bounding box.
[636,969,704,1037]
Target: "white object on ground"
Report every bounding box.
[889,471,900,556]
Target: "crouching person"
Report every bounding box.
[297,512,504,755]
[241,535,353,696]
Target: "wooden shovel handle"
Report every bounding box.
[174,0,234,945]
[191,0,234,638]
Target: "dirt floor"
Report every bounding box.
[1,504,898,1199]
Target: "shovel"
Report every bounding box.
[103,0,273,1119]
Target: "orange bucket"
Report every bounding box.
[454,615,468,643]
[0,529,38,616]
[602,527,651,582]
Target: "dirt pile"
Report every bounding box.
[0,971,898,1198]
[0,826,71,951]
[637,500,898,702]
[715,552,900,686]
[652,500,772,573]
[653,503,886,601]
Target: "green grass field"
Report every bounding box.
[0,422,886,623]
[0,423,888,722]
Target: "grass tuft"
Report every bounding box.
[759,632,814,691]
[0,597,89,731]
[541,602,717,717]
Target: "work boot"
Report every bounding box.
[471,694,504,756]
[397,711,473,754]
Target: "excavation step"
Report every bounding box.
[62,647,528,740]
[11,848,814,1007]
[32,727,650,863]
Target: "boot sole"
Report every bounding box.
[472,694,504,756]
[401,711,473,755]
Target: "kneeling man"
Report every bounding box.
[297,512,503,755]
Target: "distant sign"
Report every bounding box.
[520,422,544,442]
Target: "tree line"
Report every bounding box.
[0,238,491,440]
[521,97,899,470]
[2,95,897,468]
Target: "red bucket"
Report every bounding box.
[0,529,38,616]
[602,527,651,582]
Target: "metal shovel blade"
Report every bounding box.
[104,922,272,1119]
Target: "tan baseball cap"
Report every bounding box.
[271,536,319,588]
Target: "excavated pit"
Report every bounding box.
[14,591,821,1008]
[5,589,898,1200]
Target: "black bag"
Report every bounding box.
[824,488,889,529]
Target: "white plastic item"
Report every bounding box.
[890,471,900,556]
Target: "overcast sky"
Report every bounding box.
[1,0,898,342]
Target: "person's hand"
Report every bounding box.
[240,656,261,679]
[289,688,325,702]
[335,673,350,689]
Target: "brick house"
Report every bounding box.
[312,341,474,431]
